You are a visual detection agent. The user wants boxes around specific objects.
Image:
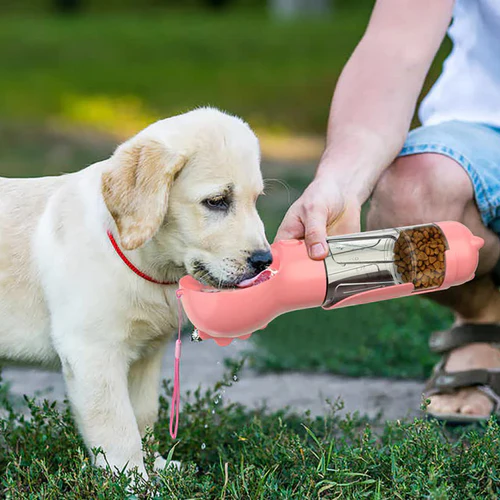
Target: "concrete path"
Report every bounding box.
[2,336,424,421]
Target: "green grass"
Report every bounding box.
[1,367,499,499]
[0,7,450,135]
[0,122,116,178]
[0,9,367,134]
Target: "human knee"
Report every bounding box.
[367,153,473,229]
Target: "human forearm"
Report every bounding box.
[318,0,454,203]
[318,42,430,202]
[276,0,455,254]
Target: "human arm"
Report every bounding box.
[275,0,455,259]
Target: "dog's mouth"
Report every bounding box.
[190,261,275,290]
[190,261,239,289]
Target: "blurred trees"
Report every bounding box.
[269,0,331,18]
[204,0,232,8]
[54,0,82,14]
[2,0,372,14]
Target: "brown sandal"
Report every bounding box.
[424,324,500,423]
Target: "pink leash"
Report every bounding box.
[105,231,183,439]
[169,290,183,439]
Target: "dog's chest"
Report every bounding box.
[125,289,179,359]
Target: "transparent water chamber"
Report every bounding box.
[322,224,448,308]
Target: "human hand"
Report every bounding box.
[274,172,362,260]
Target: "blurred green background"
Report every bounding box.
[0,0,453,379]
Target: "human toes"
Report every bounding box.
[427,393,463,415]
[458,388,494,416]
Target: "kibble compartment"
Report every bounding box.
[394,224,448,290]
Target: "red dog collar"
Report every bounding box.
[107,230,177,285]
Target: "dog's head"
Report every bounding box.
[101,107,271,288]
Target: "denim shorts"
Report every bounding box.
[398,120,500,236]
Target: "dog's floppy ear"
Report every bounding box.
[102,138,187,251]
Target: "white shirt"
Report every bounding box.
[419,0,500,128]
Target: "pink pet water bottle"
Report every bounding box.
[178,222,484,346]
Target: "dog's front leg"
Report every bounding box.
[56,338,147,478]
[128,344,166,438]
[128,342,175,471]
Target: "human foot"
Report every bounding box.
[427,341,500,417]
[424,321,500,420]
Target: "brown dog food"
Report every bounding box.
[393,224,447,290]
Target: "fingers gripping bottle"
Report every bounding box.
[178,222,484,346]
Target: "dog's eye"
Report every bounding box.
[203,196,230,211]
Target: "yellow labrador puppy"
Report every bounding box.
[0,107,271,478]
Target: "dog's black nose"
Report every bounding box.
[248,250,273,274]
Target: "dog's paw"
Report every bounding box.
[153,454,168,471]
[167,460,182,471]
[124,465,149,493]
[153,453,181,472]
